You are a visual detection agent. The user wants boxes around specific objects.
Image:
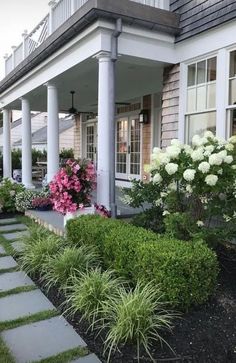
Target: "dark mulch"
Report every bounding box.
[0,212,23,219]
[27,245,236,363]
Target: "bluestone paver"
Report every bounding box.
[71,354,102,363]
[0,289,54,322]
[0,256,18,270]
[1,316,87,363]
[0,223,27,232]
[0,218,17,225]
[0,271,34,292]
[0,245,6,254]
[3,230,30,241]
[11,241,25,253]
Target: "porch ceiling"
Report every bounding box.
[8,56,165,113]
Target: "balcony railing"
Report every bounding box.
[4,0,170,76]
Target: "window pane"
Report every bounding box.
[207,57,217,82]
[207,83,216,108]
[188,64,196,86]
[229,109,236,136]
[229,78,236,105]
[187,88,196,112]
[196,85,206,111]
[197,60,206,84]
[187,112,216,143]
[229,51,236,78]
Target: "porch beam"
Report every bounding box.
[2,109,12,179]
[21,97,34,188]
[47,82,59,182]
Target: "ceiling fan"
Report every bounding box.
[61,91,95,115]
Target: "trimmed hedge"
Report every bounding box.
[66,215,219,310]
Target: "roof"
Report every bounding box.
[0,113,37,135]
[0,0,180,95]
[13,117,74,146]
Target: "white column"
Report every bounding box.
[96,52,114,209]
[2,109,12,179]
[71,0,76,15]
[216,49,228,138]
[21,97,34,189]
[11,46,16,70]
[48,1,56,35]
[47,82,59,182]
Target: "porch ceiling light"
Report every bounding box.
[139,109,149,124]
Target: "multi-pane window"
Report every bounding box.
[228,50,236,137]
[186,57,217,142]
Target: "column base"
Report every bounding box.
[23,184,35,190]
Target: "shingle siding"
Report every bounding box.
[171,0,236,41]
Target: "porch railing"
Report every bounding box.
[3,0,170,76]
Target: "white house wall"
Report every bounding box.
[59,126,75,151]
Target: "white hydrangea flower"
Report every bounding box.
[209,153,223,166]
[10,190,16,196]
[166,145,181,159]
[155,198,162,207]
[204,145,215,157]
[153,173,163,184]
[196,220,204,227]
[171,139,182,147]
[218,150,227,160]
[205,174,218,186]
[192,135,205,147]
[184,145,193,155]
[229,135,236,144]
[159,153,170,165]
[198,161,210,174]
[217,169,223,175]
[163,210,170,216]
[168,182,177,191]
[225,143,234,152]
[191,148,204,162]
[215,136,227,146]
[186,184,193,193]
[183,169,196,182]
[153,147,161,154]
[160,192,168,198]
[232,165,236,170]
[120,195,133,205]
[224,155,233,164]
[204,131,214,139]
[165,163,178,175]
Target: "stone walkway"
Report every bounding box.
[0,217,101,363]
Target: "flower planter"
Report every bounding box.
[64,205,95,227]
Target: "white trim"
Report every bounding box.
[178,62,187,142]
[216,48,228,138]
[115,180,132,188]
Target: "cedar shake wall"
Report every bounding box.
[142,95,152,180]
[161,64,180,148]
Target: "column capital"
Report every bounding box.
[94,51,112,62]
[46,82,57,89]
[22,30,28,38]
[3,54,8,60]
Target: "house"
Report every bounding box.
[0,0,235,212]
[12,115,76,153]
[0,113,48,149]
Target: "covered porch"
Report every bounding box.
[0,0,179,214]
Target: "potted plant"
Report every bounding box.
[32,197,52,211]
[49,159,96,226]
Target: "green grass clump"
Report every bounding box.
[0,336,14,363]
[19,234,64,276]
[101,281,176,362]
[42,246,100,290]
[67,268,123,329]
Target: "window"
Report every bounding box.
[228,50,236,137]
[186,57,217,142]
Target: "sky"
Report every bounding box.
[0,0,49,80]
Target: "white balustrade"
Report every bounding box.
[3,0,169,76]
[5,55,13,75]
[14,44,23,67]
[52,0,71,32]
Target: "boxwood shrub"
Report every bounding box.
[66,215,219,310]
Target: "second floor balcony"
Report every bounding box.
[3,0,170,77]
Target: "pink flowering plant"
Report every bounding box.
[49,159,96,215]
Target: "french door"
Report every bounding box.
[86,123,97,168]
[116,116,141,180]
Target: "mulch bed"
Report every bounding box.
[26,245,236,362]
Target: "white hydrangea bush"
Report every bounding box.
[149,132,236,223]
